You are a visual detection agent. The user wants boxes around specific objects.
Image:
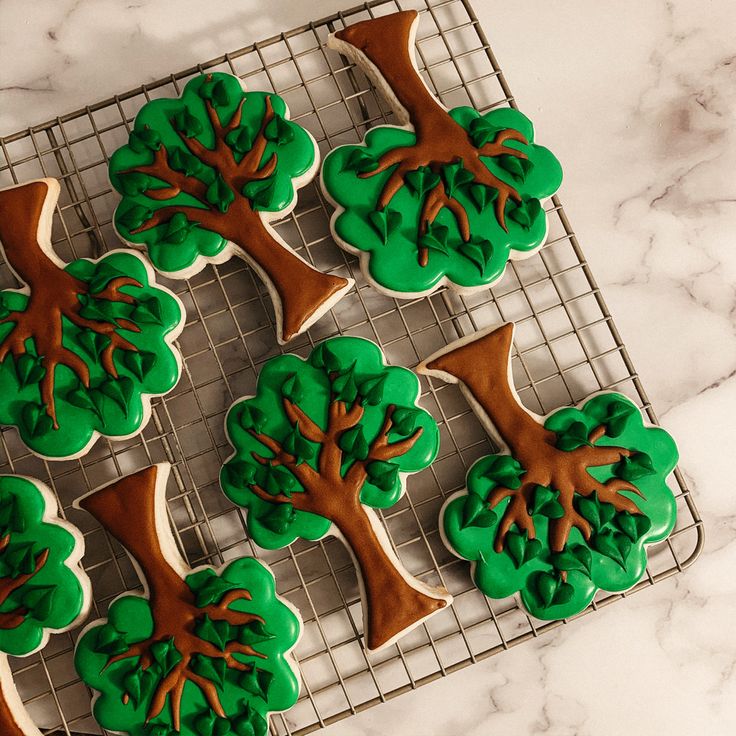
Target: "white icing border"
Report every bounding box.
[418,322,680,617]
[321,14,554,300]
[110,76,353,345]
[73,462,303,734]
[221,335,452,653]
[0,177,186,462]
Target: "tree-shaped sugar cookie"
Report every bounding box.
[110,72,352,343]
[74,464,301,736]
[0,474,91,736]
[418,324,678,620]
[0,178,184,459]
[221,336,451,651]
[321,10,562,297]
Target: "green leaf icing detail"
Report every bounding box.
[555,420,592,452]
[342,148,378,174]
[129,127,162,153]
[365,460,400,493]
[441,160,475,197]
[368,209,402,245]
[617,452,655,481]
[339,425,370,460]
[171,108,204,138]
[420,221,450,257]
[405,166,440,199]
[264,114,294,144]
[206,174,235,213]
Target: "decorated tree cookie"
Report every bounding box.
[418,324,678,620]
[109,71,352,343]
[321,10,562,297]
[221,336,451,651]
[0,178,184,460]
[74,464,301,736]
[0,474,91,736]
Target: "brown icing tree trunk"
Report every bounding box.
[331,498,445,650]
[79,466,263,730]
[332,11,529,261]
[0,179,139,425]
[422,324,642,553]
[141,196,347,343]
[79,466,192,608]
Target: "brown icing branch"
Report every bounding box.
[422,324,641,553]
[123,92,349,343]
[80,467,264,730]
[0,180,140,426]
[246,393,446,650]
[334,11,528,264]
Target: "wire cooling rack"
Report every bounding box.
[0,0,704,733]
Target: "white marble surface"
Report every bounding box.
[1,0,734,733]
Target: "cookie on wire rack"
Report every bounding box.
[74,463,302,736]
[418,323,679,620]
[0,474,91,736]
[109,71,353,344]
[0,178,185,460]
[321,9,562,298]
[220,335,452,652]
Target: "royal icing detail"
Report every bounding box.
[221,336,451,651]
[418,324,679,620]
[0,178,185,460]
[74,464,301,736]
[321,10,562,297]
[109,71,353,344]
[0,474,91,736]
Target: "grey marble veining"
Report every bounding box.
[0,0,734,734]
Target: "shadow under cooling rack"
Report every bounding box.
[0,0,703,734]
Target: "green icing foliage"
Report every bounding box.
[442,393,679,620]
[74,557,301,736]
[321,106,562,295]
[109,72,316,276]
[0,476,87,657]
[221,336,440,548]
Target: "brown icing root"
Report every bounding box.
[0,180,140,427]
[422,324,642,554]
[335,11,528,265]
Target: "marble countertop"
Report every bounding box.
[1,0,734,734]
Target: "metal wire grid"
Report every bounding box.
[0,0,703,733]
